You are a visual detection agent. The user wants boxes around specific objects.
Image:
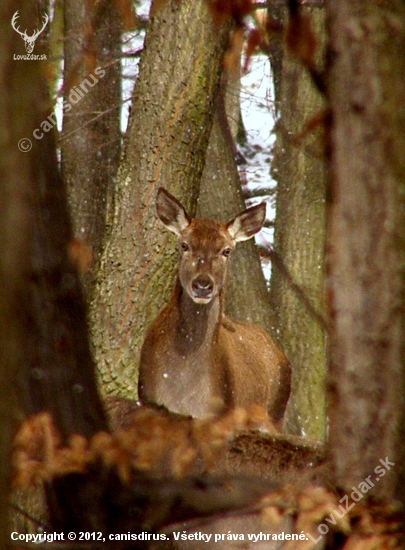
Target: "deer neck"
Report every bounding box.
[173,278,223,351]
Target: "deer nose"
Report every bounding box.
[191,275,214,300]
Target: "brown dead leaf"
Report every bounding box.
[286,12,317,67]
[68,239,93,273]
[243,29,263,73]
[115,0,138,32]
[206,0,253,27]
[224,28,244,73]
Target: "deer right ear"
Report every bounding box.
[156,188,191,236]
[227,202,266,242]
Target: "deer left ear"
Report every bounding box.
[156,187,191,236]
[227,202,266,242]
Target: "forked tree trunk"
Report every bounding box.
[326,0,405,501]
[91,0,230,398]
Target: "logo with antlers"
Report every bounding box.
[11,11,49,54]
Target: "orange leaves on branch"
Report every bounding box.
[286,11,318,68]
[206,0,253,27]
[259,483,403,550]
[242,29,262,73]
[113,0,138,32]
[224,27,266,75]
[224,28,244,72]
[12,414,403,548]
[11,413,132,487]
[11,405,274,487]
[12,413,60,488]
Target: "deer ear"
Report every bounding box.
[156,188,191,236]
[227,202,266,242]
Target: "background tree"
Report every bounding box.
[268,3,327,440]
[1,0,108,533]
[62,0,122,288]
[0,1,39,543]
[326,0,405,502]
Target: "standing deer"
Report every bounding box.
[139,188,291,430]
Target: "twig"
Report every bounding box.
[10,501,50,531]
[261,242,329,331]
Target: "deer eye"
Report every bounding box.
[222,248,231,257]
[180,242,189,252]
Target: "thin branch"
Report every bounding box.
[260,242,329,331]
[59,98,131,142]
[10,501,50,531]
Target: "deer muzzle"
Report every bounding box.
[190,274,214,303]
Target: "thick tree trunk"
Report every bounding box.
[0,1,41,542]
[1,0,108,534]
[326,0,405,501]
[269,6,327,440]
[62,0,121,285]
[91,0,230,398]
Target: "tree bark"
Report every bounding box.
[0,1,41,543]
[1,0,109,534]
[0,8,107,441]
[91,0,230,398]
[269,5,327,440]
[326,0,405,501]
[62,0,121,286]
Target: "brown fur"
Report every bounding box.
[138,189,291,429]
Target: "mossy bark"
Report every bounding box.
[269,6,327,440]
[91,0,230,398]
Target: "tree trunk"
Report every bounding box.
[0,1,41,542]
[91,0,230,398]
[326,0,405,501]
[269,5,327,440]
[1,0,109,534]
[62,0,121,287]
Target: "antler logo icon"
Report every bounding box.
[11,11,49,54]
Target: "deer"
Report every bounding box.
[138,188,291,431]
[11,11,49,54]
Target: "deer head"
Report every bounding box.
[11,11,49,54]
[156,187,266,304]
